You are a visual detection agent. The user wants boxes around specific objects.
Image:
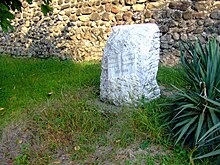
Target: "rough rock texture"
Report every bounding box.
[100,24,160,106]
[0,0,219,65]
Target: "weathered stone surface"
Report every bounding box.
[100,24,160,106]
[171,11,182,21]
[82,7,93,15]
[132,4,145,11]
[125,0,137,5]
[69,14,78,21]
[147,2,165,10]
[102,12,112,21]
[111,6,120,14]
[193,12,207,19]
[122,11,133,21]
[79,15,90,22]
[210,10,220,20]
[182,12,192,20]
[193,2,207,11]
[105,3,112,12]
[160,25,169,33]
[173,32,180,40]
[115,14,123,21]
[145,10,152,18]
[169,2,190,11]
[90,12,100,21]
[137,0,147,3]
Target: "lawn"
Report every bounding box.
[0,55,210,164]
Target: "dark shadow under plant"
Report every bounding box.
[161,38,220,165]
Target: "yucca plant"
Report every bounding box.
[162,38,220,164]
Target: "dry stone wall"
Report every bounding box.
[0,0,219,65]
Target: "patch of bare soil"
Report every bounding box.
[0,117,171,165]
[160,85,176,97]
[0,122,32,165]
[50,143,171,165]
[92,144,170,164]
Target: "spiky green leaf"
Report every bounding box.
[194,149,220,159]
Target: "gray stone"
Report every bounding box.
[100,23,160,106]
[210,10,220,20]
[173,32,180,40]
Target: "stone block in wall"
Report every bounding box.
[97,6,105,13]
[76,2,83,8]
[169,1,190,11]
[58,0,63,5]
[145,10,152,18]
[137,0,147,3]
[111,6,120,14]
[160,25,169,33]
[115,13,123,21]
[125,0,137,5]
[154,10,168,20]
[121,5,131,12]
[133,11,144,21]
[186,26,195,33]
[204,18,214,27]
[82,7,93,15]
[182,12,192,20]
[69,14,78,21]
[213,2,220,9]
[33,17,40,22]
[90,12,100,21]
[171,11,182,21]
[59,10,66,16]
[194,27,204,34]
[193,12,207,19]
[64,9,72,16]
[188,34,197,41]
[122,11,133,21]
[112,0,119,5]
[180,33,188,41]
[102,12,112,21]
[147,2,166,10]
[61,3,70,10]
[210,10,220,20]
[76,9,82,16]
[193,1,209,11]
[105,3,112,12]
[164,20,176,29]
[172,32,180,41]
[95,0,101,6]
[132,4,145,11]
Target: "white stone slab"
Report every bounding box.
[100,23,160,106]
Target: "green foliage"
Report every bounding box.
[162,38,220,162]
[0,0,52,32]
[1,56,195,164]
[40,4,52,16]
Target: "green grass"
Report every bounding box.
[0,56,100,126]
[0,56,211,164]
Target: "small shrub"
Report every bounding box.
[162,38,220,164]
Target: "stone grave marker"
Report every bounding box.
[100,23,160,106]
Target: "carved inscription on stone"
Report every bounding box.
[108,48,135,78]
